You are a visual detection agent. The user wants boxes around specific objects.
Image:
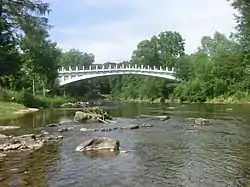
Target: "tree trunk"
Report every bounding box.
[32,78,35,95]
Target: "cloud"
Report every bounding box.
[49,0,237,62]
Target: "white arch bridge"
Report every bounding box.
[58,64,177,86]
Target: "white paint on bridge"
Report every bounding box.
[58,64,176,86]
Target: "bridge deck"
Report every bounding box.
[58,64,176,86]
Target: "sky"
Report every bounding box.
[48,0,237,63]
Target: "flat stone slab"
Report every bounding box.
[76,137,120,152]
[0,126,21,131]
[13,108,39,115]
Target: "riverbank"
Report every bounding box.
[1,93,249,121]
[105,95,250,104]
[0,101,27,120]
[0,92,68,120]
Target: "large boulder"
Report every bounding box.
[76,137,119,152]
[74,107,113,123]
[74,111,89,122]
[74,111,102,123]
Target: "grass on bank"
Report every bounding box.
[0,101,26,120]
[207,92,250,104]
[0,87,69,108]
[108,91,250,104]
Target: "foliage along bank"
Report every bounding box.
[1,0,250,106]
[59,0,250,103]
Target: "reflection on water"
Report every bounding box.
[1,101,250,186]
[0,144,59,187]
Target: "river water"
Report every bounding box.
[1,101,250,187]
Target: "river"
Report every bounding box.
[1,101,250,187]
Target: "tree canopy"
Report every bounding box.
[1,0,250,104]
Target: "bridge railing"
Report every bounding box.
[58,64,174,74]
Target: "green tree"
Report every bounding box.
[58,49,97,98]
[114,30,185,100]
[60,48,94,68]
[229,0,250,53]
[131,31,185,68]
[0,0,50,77]
[20,37,61,92]
[173,31,248,102]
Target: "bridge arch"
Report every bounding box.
[58,64,176,86]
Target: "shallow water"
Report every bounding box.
[1,101,250,186]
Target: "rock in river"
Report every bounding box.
[122,125,139,130]
[58,127,73,132]
[0,132,64,153]
[0,134,8,139]
[76,137,120,152]
[160,116,170,121]
[194,118,210,125]
[0,135,44,152]
[47,123,60,127]
[0,153,6,158]
[74,107,113,123]
[79,128,97,132]
[140,124,153,128]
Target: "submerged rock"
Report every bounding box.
[168,107,175,109]
[120,150,128,154]
[0,131,64,153]
[79,128,97,132]
[0,153,6,158]
[137,115,170,121]
[137,115,152,118]
[58,127,73,132]
[99,128,113,132]
[159,116,170,121]
[0,143,22,151]
[41,130,49,135]
[76,137,119,152]
[0,139,44,151]
[122,125,139,130]
[56,135,64,139]
[140,124,153,128]
[59,119,72,125]
[17,134,36,140]
[47,123,60,127]
[194,118,210,125]
[0,134,8,139]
